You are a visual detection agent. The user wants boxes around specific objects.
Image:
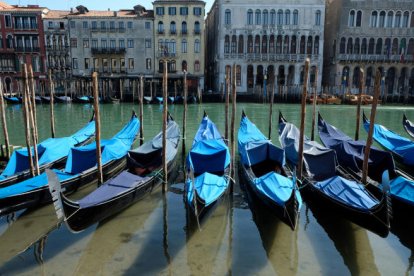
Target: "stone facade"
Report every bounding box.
[324,0,414,99]
[206,0,325,94]
[153,0,205,94]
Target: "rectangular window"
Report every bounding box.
[194,7,202,16]
[145,38,151,48]
[110,40,116,49]
[83,39,89,48]
[180,7,188,15]
[128,58,134,69]
[156,7,164,15]
[70,21,75,28]
[119,21,124,30]
[120,58,125,71]
[103,58,108,71]
[145,22,151,29]
[101,39,107,48]
[5,15,11,27]
[127,39,134,48]
[100,21,106,30]
[72,58,78,69]
[70,38,77,48]
[92,39,98,48]
[111,58,117,71]
[119,39,125,48]
[92,21,97,29]
[83,21,88,28]
[84,58,90,69]
[169,7,176,15]
[48,21,53,28]
[128,21,133,28]
[146,58,151,70]
[93,58,99,70]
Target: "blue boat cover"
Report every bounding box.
[77,96,90,102]
[388,176,414,206]
[4,96,20,103]
[0,116,138,199]
[254,171,302,208]
[78,171,150,208]
[238,116,285,167]
[186,172,228,206]
[314,176,379,211]
[0,119,95,179]
[363,119,414,166]
[279,121,337,181]
[318,116,396,182]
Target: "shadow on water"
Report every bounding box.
[306,197,380,275]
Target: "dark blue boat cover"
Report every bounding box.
[78,171,150,208]
[0,119,95,179]
[314,176,379,210]
[0,116,138,199]
[186,172,228,206]
[279,121,337,181]
[238,116,285,166]
[363,119,414,166]
[318,116,396,182]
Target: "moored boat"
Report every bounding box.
[54,95,71,103]
[73,96,90,104]
[3,96,21,104]
[403,114,414,139]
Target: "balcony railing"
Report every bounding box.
[181,30,187,35]
[224,52,319,62]
[170,30,177,35]
[15,23,38,30]
[91,47,126,54]
[158,30,165,34]
[337,53,414,62]
[14,46,40,52]
[194,30,201,35]
[157,52,178,58]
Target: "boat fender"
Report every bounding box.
[46,169,64,221]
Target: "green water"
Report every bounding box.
[1,102,414,275]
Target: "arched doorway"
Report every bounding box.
[342,66,350,87]
[353,66,360,87]
[278,65,285,86]
[256,65,264,87]
[4,77,11,94]
[247,65,254,89]
[386,67,396,95]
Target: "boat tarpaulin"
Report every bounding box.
[314,175,379,210]
[0,120,95,179]
[187,172,228,206]
[388,176,414,206]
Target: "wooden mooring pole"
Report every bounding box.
[311,67,318,141]
[225,67,230,141]
[355,68,364,141]
[298,59,310,179]
[92,72,103,186]
[48,69,56,138]
[139,75,144,146]
[0,78,10,159]
[22,64,35,176]
[28,64,40,175]
[361,69,381,184]
[268,73,275,139]
[230,64,237,184]
[182,70,188,156]
[162,60,168,191]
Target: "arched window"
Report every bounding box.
[182,60,187,72]
[158,21,164,33]
[400,38,406,55]
[293,10,298,25]
[277,9,283,25]
[231,35,237,53]
[255,9,261,25]
[347,38,353,54]
[395,11,401,27]
[170,21,176,34]
[254,35,260,53]
[181,21,187,34]
[194,39,200,53]
[170,39,176,54]
[276,35,282,54]
[368,38,375,54]
[263,10,268,25]
[194,21,200,34]
[181,39,187,53]
[224,35,229,53]
[315,10,321,25]
[225,9,231,25]
[238,35,244,54]
[285,10,290,25]
[371,11,378,27]
[270,10,276,25]
[354,38,360,54]
[408,38,414,55]
[300,36,306,54]
[247,35,253,53]
[314,36,319,55]
[376,38,382,54]
[411,12,414,27]
[247,65,254,88]
[194,60,200,72]
[402,11,409,27]
[379,11,386,27]
[269,35,275,53]
[291,35,296,54]
[387,11,393,28]
[247,9,253,25]
[307,36,313,55]
[392,38,398,54]
[356,11,362,27]
[340,37,346,54]
[361,38,367,54]
[283,35,289,54]
[158,39,164,52]
[385,38,391,55]
[349,10,355,27]
[236,65,241,86]
[262,35,267,53]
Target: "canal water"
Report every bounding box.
[1,102,414,275]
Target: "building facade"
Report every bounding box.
[67,5,154,98]
[206,0,325,94]
[43,10,71,95]
[153,0,205,95]
[324,0,414,99]
[0,3,47,94]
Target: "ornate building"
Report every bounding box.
[324,0,414,99]
[0,3,47,94]
[206,0,325,94]
[153,0,205,94]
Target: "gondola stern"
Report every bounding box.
[278,111,287,124]
[362,110,369,124]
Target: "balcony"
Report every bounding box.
[15,23,38,30]
[194,30,201,35]
[228,53,319,62]
[181,30,187,35]
[14,46,40,52]
[157,52,178,58]
[158,30,165,34]
[336,53,413,63]
[91,47,126,55]
[170,30,177,35]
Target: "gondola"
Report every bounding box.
[184,111,231,220]
[0,112,139,215]
[34,96,42,104]
[403,114,414,140]
[73,96,91,104]
[54,95,71,103]
[41,96,51,103]
[103,96,120,104]
[238,112,302,230]
[0,114,96,187]
[143,96,153,104]
[280,112,391,237]
[3,96,21,104]
[48,114,180,232]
